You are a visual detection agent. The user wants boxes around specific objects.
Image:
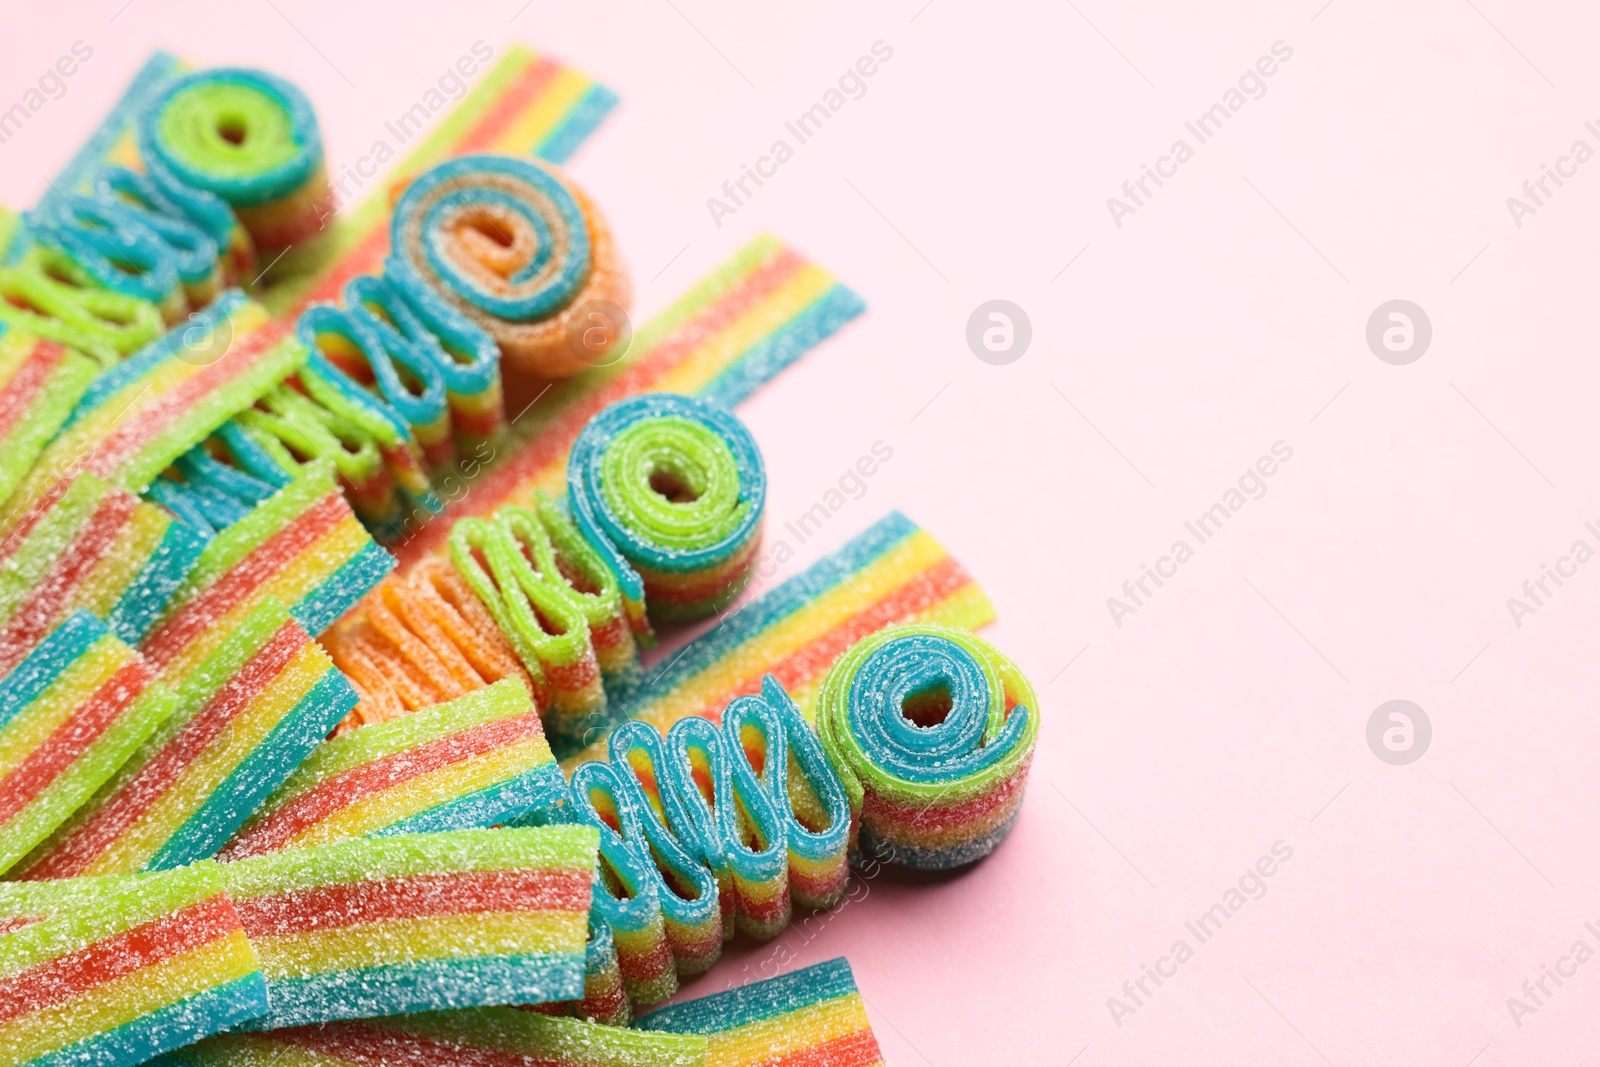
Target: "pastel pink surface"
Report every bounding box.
[5,3,1599,1063]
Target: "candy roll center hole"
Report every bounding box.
[648,468,699,504]
[900,682,954,729]
[217,116,248,145]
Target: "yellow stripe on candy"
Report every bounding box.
[711,996,874,1065]
[75,503,171,620]
[0,637,127,775]
[490,67,592,156]
[250,911,585,976]
[1,931,259,1065]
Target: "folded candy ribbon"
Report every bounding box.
[0,612,175,876]
[815,623,1039,870]
[216,827,598,1028]
[0,864,270,1067]
[13,597,356,879]
[218,677,565,860]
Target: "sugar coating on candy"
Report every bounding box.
[2,293,308,525]
[138,460,393,683]
[166,1007,706,1067]
[390,234,865,569]
[218,677,564,859]
[566,393,764,624]
[0,473,204,674]
[13,597,357,880]
[566,511,995,766]
[816,624,1038,871]
[0,329,99,513]
[635,957,884,1067]
[0,862,270,1067]
[215,826,599,1027]
[0,612,176,875]
[0,247,167,368]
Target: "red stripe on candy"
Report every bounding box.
[450,59,560,157]
[0,341,66,442]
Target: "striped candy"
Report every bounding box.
[576,511,994,764]
[13,597,356,879]
[0,473,204,675]
[262,44,619,318]
[635,957,885,1067]
[217,826,598,1027]
[0,865,269,1067]
[0,328,98,511]
[816,625,1038,870]
[218,677,564,859]
[394,236,865,568]
[2,292,307,525]
[165,1007,706,1067]
[138,460,394,683]
[0,612,175,875]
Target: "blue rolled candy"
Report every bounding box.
[92,168,221,288]
[24,196,180,307]
[565,392,766,604]
[294,302,449,435]
[388,155,591,324]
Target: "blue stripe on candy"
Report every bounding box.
[0,611,104,729]
[105,518,207,646]
[634,957,860,1035]
[70,290,247,423]
[291,540,395,637]
[605,512,917,719]
[238,952,584,1029]
[30,972,270,1067]
[535,85,620,166]
[698,281,867,410]
[378,762,569,837]
[858,805,1022,871]
[147,669,357,870]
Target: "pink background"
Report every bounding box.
[5,1,1598,1062]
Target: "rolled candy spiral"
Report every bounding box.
[568,393,765,622]
[387,154,629,378]
[816,623,1039,870]
[138,68,331,252]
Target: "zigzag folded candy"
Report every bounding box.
[219,678,565,859]
[582,510,995,761]
[0,245,170,368]
[1,292,307,526]
[567,393,764,622]
[137,461,393,683]
[165,1007,706,1067]
[137,68,329,253]
[0,864,270,1067]
[0,473,204,675]
[13,597,356,879]
[634,957,885,1067]
[816,624,1038,870]
[216,826,598,1027]
[387,154,629,378]
[0,612,175,875]
[395,235,866,567]
[522,675,850,1015]
[0,327,98,511]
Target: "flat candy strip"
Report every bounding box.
[634,957,885,1067]
[392,236,865,567]
[0,612,175,875]
[816,624,1038,870]
[216,826,598,1027]
[166,1007,705,1067]
[218,677,564,859]
[0,474,204,675]
[0,328,98,512]
[13,597,356,879]
[0,864,270,1067]
[138,460,394,682]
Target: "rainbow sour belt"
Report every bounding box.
[0,328,98,512]
[634,956,885,1067]
[13,597,356,879]
[217,826,598,1027]
[0,863,269,1067]
[816,624,1039,870]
